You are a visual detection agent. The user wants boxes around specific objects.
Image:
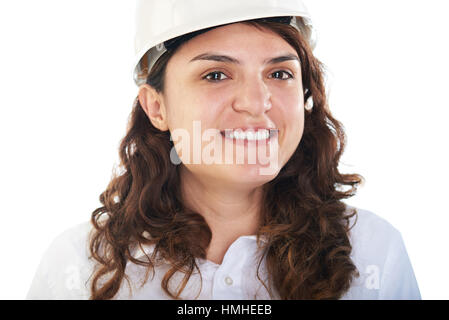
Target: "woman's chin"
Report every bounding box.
[213,162,281,186]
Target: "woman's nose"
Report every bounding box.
[232,77,272,116]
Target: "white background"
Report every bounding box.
[0,0,447,299]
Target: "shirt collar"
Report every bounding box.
[131,233,268,261]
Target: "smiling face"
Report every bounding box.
[153,22,305,189]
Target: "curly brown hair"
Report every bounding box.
[88,19,364,300]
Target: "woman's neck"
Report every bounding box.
[180,166,264,264]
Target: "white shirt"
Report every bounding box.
[26,206,421,299]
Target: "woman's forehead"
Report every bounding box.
[171,22,297,63]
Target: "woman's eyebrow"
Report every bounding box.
[189,53,300,65]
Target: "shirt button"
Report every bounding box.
[224,276,233,286]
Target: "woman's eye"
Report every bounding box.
[270,70,293,80]
[203,70,293,82]
[203,71,228,82]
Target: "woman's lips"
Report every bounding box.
[219,129,279,146]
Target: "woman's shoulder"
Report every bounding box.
[51,220,94,249]
[43,220,95,267]
[341,204,421,299]
[26,220,97,299]
[345,204,402,242]
[344,204,406,264]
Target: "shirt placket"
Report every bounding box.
[211,238,251,299]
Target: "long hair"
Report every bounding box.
[88,19,364,300]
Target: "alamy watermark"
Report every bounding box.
[364,264,380,290]
[169,120,279,176]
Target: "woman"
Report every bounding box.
[27,0,421,300]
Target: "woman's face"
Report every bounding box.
[162,22,305,189]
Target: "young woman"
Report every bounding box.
[27,0,421,300]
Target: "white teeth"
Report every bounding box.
[224,129,271,140]
[257,131,268,140]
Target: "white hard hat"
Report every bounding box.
[133,0,316,86]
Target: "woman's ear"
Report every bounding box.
[138,84,169,131]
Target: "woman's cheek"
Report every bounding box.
[194,88,232,114]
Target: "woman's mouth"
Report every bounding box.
[219,128,279,146]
